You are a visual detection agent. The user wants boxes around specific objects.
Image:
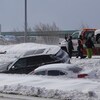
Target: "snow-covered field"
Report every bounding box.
[0,43,100,100]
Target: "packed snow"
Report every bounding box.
[0,43,100,100]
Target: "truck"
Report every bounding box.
[60,28,100,55]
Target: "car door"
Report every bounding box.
[8,55,50,74]
[8,58,28,74]
[8,56,41,74]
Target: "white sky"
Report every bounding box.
[0,43,100,99]
[0,0,100,31]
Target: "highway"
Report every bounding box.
[0,93,57,100]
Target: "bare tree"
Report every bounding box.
[34,22,60,44]
[80,23,89,30]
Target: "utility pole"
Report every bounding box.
[0,24,1,35]
[24,0,27,42]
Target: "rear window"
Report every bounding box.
[34,71,46,75]
[68,67,82,73]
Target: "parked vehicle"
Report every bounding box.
[60,28,100,55]
[0,35,19,45]
[78,68,99,78]
[4,35,19,44]
[0,35,8,45]
[29,63,82,78]
[0,46,70,74]
[95,29,100,43]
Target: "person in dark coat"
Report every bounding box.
[85,37,95,58]
[79,35,84,44]
[67,36,74,58]
[77,39,85,58]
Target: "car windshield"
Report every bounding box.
[71,31,79,39]
[53,49,69,62]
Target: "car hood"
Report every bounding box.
[0,62,13,72]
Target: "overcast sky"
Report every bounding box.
[0,0,100,32]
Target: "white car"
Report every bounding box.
[4,35,18,44]
[78,68,100,78]
[29,63,82,78]
[0,35,8,45]
[95,29,100,43]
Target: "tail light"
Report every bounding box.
[78,74,88,78]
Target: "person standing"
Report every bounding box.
[79,35,84,44]
[85,37,95,58]
[67,36,74,58]
[76,39,84,58]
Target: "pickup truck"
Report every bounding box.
[60,28,100,55]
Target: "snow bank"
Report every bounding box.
[0,85,98,100]
[0,74,99,100]
[0,43,100,100]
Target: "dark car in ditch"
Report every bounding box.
[0,46,70,74]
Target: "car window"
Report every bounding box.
[68,67,82,73]
[27,55,54,66]
[71,32,79,39]
[84,31,94,39]
[48,70,65,76]
[54,49,68,63]
[34,71,46,75]
[12,55,55,69]
[13,58,27,68]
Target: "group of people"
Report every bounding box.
[65,35,95,59]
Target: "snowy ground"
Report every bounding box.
[0,43,100,100]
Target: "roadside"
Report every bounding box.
[0,93,57,100]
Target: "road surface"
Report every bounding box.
[0,93,57,100]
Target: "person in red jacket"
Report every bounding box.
[77,39,86,59]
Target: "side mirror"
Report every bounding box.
[12,66,15,69]
[8,65,15,70]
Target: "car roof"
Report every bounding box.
[34,63,79,73]
[95,29,100,35]
[22,45,60,58]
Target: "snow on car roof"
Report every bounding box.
[23,44,60,57]
[95,29,100,35]
[0,43,61,64]
[34,63,82,73]
[0,43,60,57]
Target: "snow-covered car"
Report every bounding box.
[78,68,100,78]
[0,35,8,45]
[29,63,82,78]
[0,46,70,74]
[4,35,18,44]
